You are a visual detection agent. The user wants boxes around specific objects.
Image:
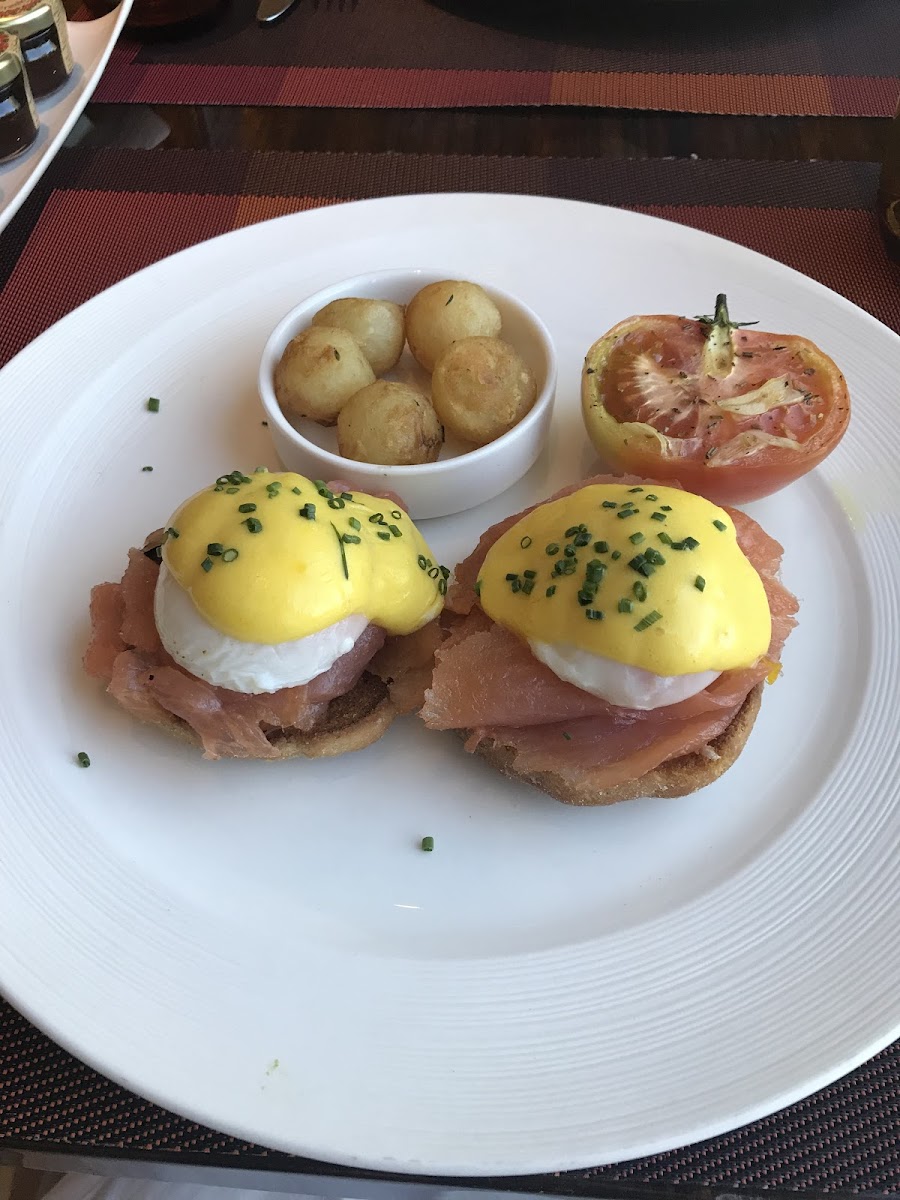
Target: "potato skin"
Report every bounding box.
[431,336,537,445]
[274,326,375,425]
[337,381,444,466]
[311,298,405,375]
[405,280,502,372]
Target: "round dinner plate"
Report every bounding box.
[0,194,898,1176]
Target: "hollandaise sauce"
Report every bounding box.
[477,483,770,677]
[162,469,445,644]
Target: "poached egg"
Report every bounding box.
[476,482,770,711]
[155,469,444,693]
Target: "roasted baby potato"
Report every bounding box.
[337,381,444,466]
[405,280,502,372]
[274,326,375,425]
[311,298,406,375]
[431,336,537,445]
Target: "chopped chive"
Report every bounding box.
[629,532,644,545]
[546,585,557,597]
[238,503,257,513]
[683,536,700,550]
[651,512,666,522]
[713,519,727,531]
[298,503,316,520]
[440,565,451,579]
[658,531,673,545]
[633,581,647,602]
[618,599,633,613]
[254,466,268,474]
[328,497,345,509]
[661,505,672,512]
[419,555,429,570]
[634,610,662,632]
[242,517,263,533]
[627,487,643,493]
[438,578,448,595]
[390,510,403,520]
[222,548,239,562]
[225,487,239,494]
[611,550,621,560]
[521,579,535,595]
[349,517,361,530]
[545,542,560,555]
[292,487,302,494]
[76,751,91,768]
[505,572,518,581]
[421,836,434,851]
[617,508,637,519]
[585,609,604,621]
[201,557,213,572]
[369,512,386,524]
[340,492,353,501]
[565,526,580,538]
[207,542,224,556]
[146,397,160,412]
[574,531,591,547]
[331,523,349,579]
[602,500,618,509]
[577,590,593,606]
[214,486,223,492]
[564,545,577,558]
[645,494,658,502]
[377,531,391,541]
[695,575,706,591]
[445,293,454,305]
[594,540,609,554]
[334,348,341,361]
[644,548,666,566]
[428,566,440,580]
[389,524,402,538]
[523,569,537,579]
[165,526,180,540]
[474,579,483,596]
[141,465,153,472]
[562,731,572,741]
[342,534,361,544]
[520,535,533,548]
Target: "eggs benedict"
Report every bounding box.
[421,475,798,806]
[84,470,445,760]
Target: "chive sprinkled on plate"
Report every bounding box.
[141,465,153,472]
[146,397,160,413]
[76,751,90,768]
[562,731,572,741]
[421,836,435,851]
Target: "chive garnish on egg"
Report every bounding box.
[238,503,257,513]
[377,531,391,541]
[713,519,727,531]
[695,576,706,591]
[349,517,361,530]
[546,543,559,555]
[207,543,224,556]
[629,532,644,545]
[618,599,633,613]
[585,609,604,621]
[633,581,647,602]
[594,541,609,554]
[243,517,263,533]
[222,549,239,562]
[520,536,533,548]
[201,557,213,572]
[634,610,662,632]
[331,523,349,579]
[546,585,557,597]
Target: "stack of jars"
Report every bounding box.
[0,0,72,164]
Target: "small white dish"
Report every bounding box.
[258,267,557,520]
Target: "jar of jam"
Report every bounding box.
[0,29,37,163]
[0,0,72,99]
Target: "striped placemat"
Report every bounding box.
[0,147,899,1189]
[85,0,900,117]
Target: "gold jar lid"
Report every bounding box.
[0,28,25,91]
[0,0,64,40]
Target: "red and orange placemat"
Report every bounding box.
[0,146,899,1187]
[1,148,897,368]
[85,0,900,117]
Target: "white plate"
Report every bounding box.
[0,2,132,235]
[0,194,898,1176]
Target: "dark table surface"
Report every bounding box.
[1,3,897,1196]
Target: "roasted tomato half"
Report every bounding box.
[581,295,850,505]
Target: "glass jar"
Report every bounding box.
[0,29,37,164]
[0,0,72,99]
